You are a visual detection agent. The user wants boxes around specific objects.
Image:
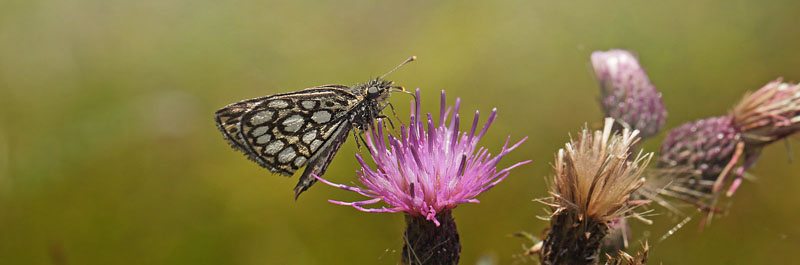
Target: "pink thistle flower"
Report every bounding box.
[316,89,530,225]
[316,89,529,265]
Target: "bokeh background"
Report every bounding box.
[2,0,799,264]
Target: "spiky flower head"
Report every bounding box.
[732,78,800,149]
[317,89,528,265]
[591,50,667,139]
[549,118,650,222]
[540,118,651,265]
[316,89,529,224]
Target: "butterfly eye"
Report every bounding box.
[366,86,381,99]
[368,86,379,94]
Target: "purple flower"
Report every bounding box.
[316,89,530,225]
[648,78,800,205]
[591,49,667,139]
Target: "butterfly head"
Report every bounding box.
[364,78,395,102]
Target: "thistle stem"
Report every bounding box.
[541,209,608,265]
[401,210,460,265]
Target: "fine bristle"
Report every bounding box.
[550,118,651,222]
[540,118,651,265]
[605,242,649,265]
[732,78,800,148]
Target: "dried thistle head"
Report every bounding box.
[550,118,652,223]
[540,118,652,265]
[732,78,800,149]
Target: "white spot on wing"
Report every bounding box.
[282,114,305,133]
[265,140,284,155]
[302,130,318,144]
[256,134,272,144]
[268,100,289,108]
[250,110,273,125]
[301,100,316,109]
[278,148,296,163]
[310,139,324,152]
[251,126,270,136]
[294,156,307,167]
[312,111,331,123]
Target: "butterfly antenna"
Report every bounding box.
[392,86,416,97]
[380,56,417,79]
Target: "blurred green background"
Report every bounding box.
[1,0,799,264]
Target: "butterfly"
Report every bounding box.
[214,56,415,199]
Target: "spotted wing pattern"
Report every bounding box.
[215,86,361,175]
[215,96,268,153]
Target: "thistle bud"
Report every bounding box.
[658,116,740,182]
[651,116,746,202]
[644,79,800,215]
[591,50,667,139]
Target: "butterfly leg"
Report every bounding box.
[375,103,395,130]
[378,102,403,135]
[353,126,370,153]
[352,127,364,153]
[359,133,368,151]
[385,102,406,128]
[374,113,394,130]
[381,116,395,130]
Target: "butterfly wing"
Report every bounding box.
[294,120,354,198]
[215,85,361,176]
[215,96,268,155]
